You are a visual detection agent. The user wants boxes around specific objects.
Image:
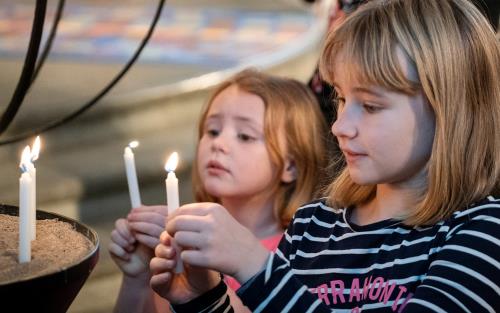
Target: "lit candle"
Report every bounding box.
[164,152,183,273]
[124,141,141,209]
[29,136,40,241]
[165,152,179,214]
[19,146,32,263]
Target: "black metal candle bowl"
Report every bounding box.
[0,204,99,313]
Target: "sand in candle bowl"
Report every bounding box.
[0,214,93,284]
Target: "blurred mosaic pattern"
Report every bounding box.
[0,3,313,68]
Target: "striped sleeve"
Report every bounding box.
[404,204,500,313]
[237,248,331,313]
[237,203,332,313]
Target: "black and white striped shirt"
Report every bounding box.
[235,196,500,312]
[172,196,500,312]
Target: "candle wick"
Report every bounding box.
[20,164,28,173]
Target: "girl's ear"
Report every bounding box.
[281,157,297,183]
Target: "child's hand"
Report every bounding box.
[167,202,270,284]
[150,231,220,304]
[108,205,167,278]
[127,205,168,249]
[109,218,152,278]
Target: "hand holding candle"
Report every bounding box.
[19,146,32,263]
[124,141,141,209]
[164,152,183,273]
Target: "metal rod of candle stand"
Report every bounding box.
[31,0,67,84]
[0,0,166,145]
[0,0,47,136]
[0,0,65,136]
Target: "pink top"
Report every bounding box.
[224,233,283,291]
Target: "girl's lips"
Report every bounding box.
[342,149,367,163]
[206,160,229,174]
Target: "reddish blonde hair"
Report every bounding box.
[192,69,328,228]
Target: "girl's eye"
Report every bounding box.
[237,133,255,142]
[206,129,219,137]
[334,96,346,110]
[363,103,381,113]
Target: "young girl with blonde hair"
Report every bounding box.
[109,68,327,312]
[150,0,500,311]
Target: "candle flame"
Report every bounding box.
[164,152,179,172]
[20,146,31,172]
[31,136,41,162]
[128,140,139,149]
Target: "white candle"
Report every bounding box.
[124,141,141,209]
[28,136,41,241]
[19,147,33,263]
[164,152,183,273]
[26,163,36,241]
[165,152,179,214]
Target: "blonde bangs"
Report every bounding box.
[320,3,419,97]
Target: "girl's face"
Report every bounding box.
[197,85,278,201]
[331,51,435,188]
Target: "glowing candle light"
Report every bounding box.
[165,152,179,214]
[29,136,40,240]
[164,152,183,273]
[124,141,141,209]
[19,146,32,263]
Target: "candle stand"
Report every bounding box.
[0,204,99,313]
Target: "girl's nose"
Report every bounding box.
[211,133,229,154]
[331,108,357,139]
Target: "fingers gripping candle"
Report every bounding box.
[165,152,183,273]
[124,141,141,209]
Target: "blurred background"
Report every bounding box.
[0,0,330,311]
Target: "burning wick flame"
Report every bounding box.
[128,140,139,149]
[164,152,179,173]
[31,136,41,162]
[20,146,32,173]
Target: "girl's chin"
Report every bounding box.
[348,173,378,186]
[203,184,226,198]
